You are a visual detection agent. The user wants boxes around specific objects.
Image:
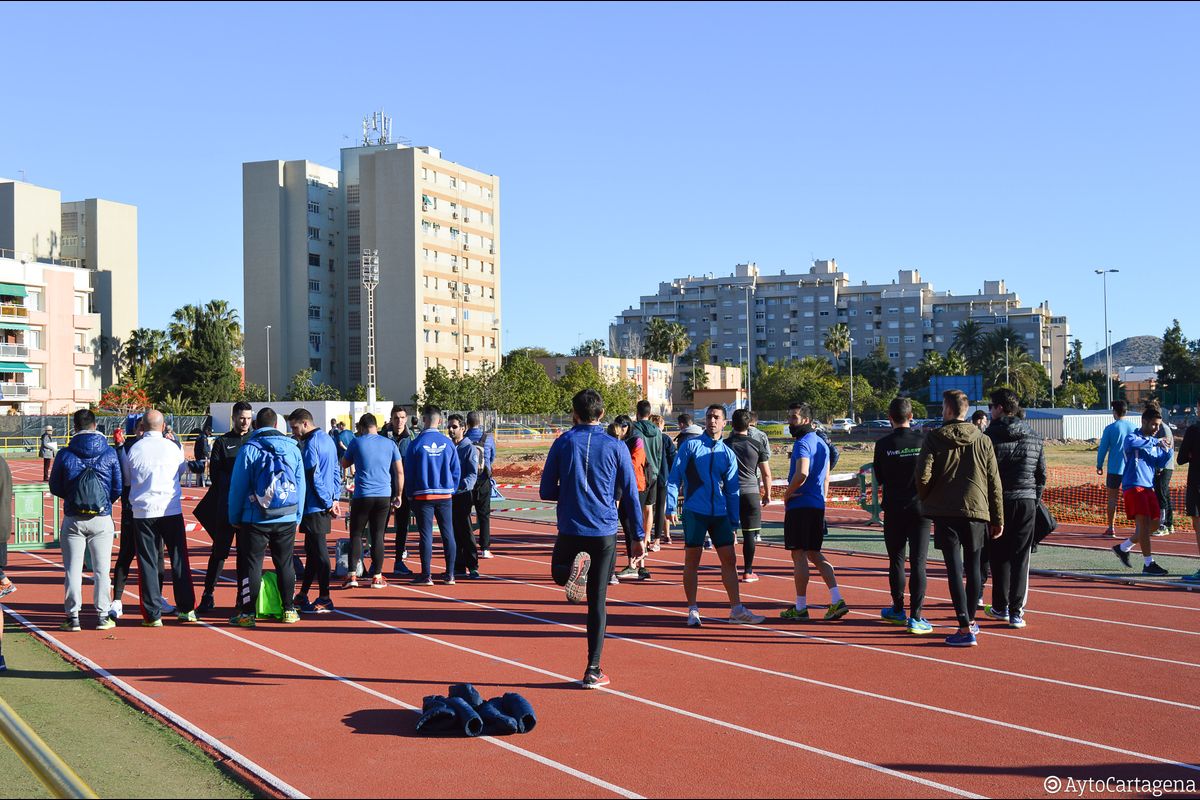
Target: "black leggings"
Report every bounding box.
[472,474,492,552]
[935,518,985,629]
[652,480,667,540]
[349,497,391,578]
[883,508,929,619]
[551,533,617,669]
[203,523,236,595]
[391,496,411,570]
[237,522,297,615]
[299,511,333,598]
[741,529,757,573]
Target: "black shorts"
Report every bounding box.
[784,507,825,551]
[1106,473,1124,491]
[640,483,659,508]
[739,493,763,532]
[300,510,333,537]
[1187,484,1200,518]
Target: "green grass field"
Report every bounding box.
[0,620,255,799]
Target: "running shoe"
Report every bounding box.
[410,575,434,586]
[467,569,480,580]
[969,621,980,636]
[1153,526,1172,537]
[441,573,456,586]
[945,630,977,647]
[109,599,123,620]
[311,597,336,613]
[984,605,1008,622]
[371,575,388,589]
[728,607,766,625]
[160,601,176,615]
[196,593,215,615]
[615,565,639,579]
[1181,570,1200,584]
[142,617,164,628]
[649,539,661,552]
[907,617,934,635]
[608,572,620,585]
[96,617,117,631]
[177,610,198,624]
[480,550,493,559]
[60,617,81,632]
[1143,562,1169,576]
[703,537,713,550]
[392,563,413,577]
[1102,526,1115,538]
[282,610,301,624]
[686,608,703,627]
[1008,613,1026,629]
[228,613,255,628]
[637,567,652,581]
[342,576,360,589]
[754,532,763,544]
[293,593,309,609]
[662,535,673,545]
[581,667,610,689]
[565,552,590,604]
[0,577,16,599]
[880,607,907,625]
[824,600,849,621]
[780,606,809,621]
[1112,544,1132,568]
[740,572,759,583]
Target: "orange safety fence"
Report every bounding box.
[1042,466,1182,527]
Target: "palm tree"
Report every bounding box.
[123,327,170,367]
[951,319,986,371]
[168,304,202,350]
[942,349,969,375]
[204,299,243,356]
[664,321,690,371]
[823,323,850,374]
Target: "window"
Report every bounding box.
[755,312,765,320]
[803,311,814,318]
[804,339,815,347]
[347,210,360,228]
[819,310,830,317]
[309,333,321,352]
[904,306,916,314]
[818,296,830,303]
[888,321,900,329]
[308,227,320,240]
[888,336,900,344]
[75,368,85,389]
[308,305,321,320]
[348,286,360,305]
[346,185,360,203]
[308,201,320,214]
[889,352,900,359]
[904,336,916,344]
[803,296,815,304]
[310,359,321,372]
[349,336,361,356]
[449,176,457,188]
[308,253,320,267]
[888,307,899,314]
[849,309,857,316]
[308,279,320,293]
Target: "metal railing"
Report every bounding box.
[0,695,98,798]
[0,383,31,398]
[0,343,30,358]
[0,248,83,269]
[0,304,29,319]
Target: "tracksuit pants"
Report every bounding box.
[237,522,297,615]
[412,498,456,579]
[883,507,930,620]
[134,514,195,620]
[989,498,1036,616]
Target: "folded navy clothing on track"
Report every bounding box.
[475,700,520,735]
[498,692,537,733]
[415,695,456,733]
[443,696,484,737]
[448,682,485,708]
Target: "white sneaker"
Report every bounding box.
[401,550,409,560]
[687,608,703,627]
[729,607,766,625]
[1153,527,1172,537]
[109,600,123,620]
[160,600,176,615]
[480,550,494,559]
[609,572,620,585]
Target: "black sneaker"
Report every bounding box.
[638,567,652,581]
[196,593,215,615]
[1112,544,1132,568]
[392,563,413,577]
[1143,562,1169,576]
[581,666,610,689]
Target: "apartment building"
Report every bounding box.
[534,355,741,415]
[244,124,500,403]
[0,178,136,396]
[610,260,1069,386]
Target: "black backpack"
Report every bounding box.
[71,463,109,517]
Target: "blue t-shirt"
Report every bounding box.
[787,432,829,510]
[345,433,401,498]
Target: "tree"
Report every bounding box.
[285,368,342,401]
[823,323,850,374]
[1055,380,1100,409]
[951,319,986,370]
[345,384,387,402]
[572,338,608,357]
[853,341,899,393]
[415,365,462,409]
[238,383,268,402]
[901,351,945,396]
[507,346,557,360]
[123,327,170,368]
[493,352,559,413]
[682,339,713,400]
[204,299,244,364]
[751,356,842,419]
[98,383,151,415]
[643,318,690,369]
[172,313,242,409]
[1159,320,1200,386]
[168,304,202,350]
[1061,338,1085,385]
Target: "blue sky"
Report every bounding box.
[3,1,1196,359]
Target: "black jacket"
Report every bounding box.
[208,431,251,497]
[872,426,925,513]
[984,416,1046,501]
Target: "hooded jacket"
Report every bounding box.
[227,428,306,526]
[631,419,663,485]
[984,416,1047,501]
[675,424,703,447]
[915,419,1004,525]
[48,430,123,517]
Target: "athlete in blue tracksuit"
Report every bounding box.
[403,406,461,585]
[665,404,765,628]
[465,412,496,556]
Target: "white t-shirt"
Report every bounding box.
[127,431,185,519]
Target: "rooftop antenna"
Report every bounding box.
[361,110,392,146]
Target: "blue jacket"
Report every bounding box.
[658,433,677,487]
[1097,418,1137,475]
[48,430,123,517]
[454,438,479,494]
[540,423,643,538]
[466,427,495,473]
[228,428,306,526]
[665,433,741,526]
[1121,431,1173,491]
[404,428,461,499]
[300,428,342,514]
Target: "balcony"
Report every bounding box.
[0,343,29,359]
[0,304,29,320]
[74,388,101,403]
[0,382,30,399]
[74,349,95,366]
[74,312,100,329]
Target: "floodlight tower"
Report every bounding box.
[362,249,380,407]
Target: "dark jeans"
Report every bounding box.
[113,498,164,597]
[933,517,985,629]
[134,514,196,620]
[391,495,411,569]
[472,472,492,551]
[299,510,334,598]
[990,498,1035,615]
[412,498,456,579]
[883,507,930,619]
[1155,469,1175,528]
[454,492,478,572]
[237,522,297,614]
[551,534,617,670]
[653,479,667,540]
[349,496,391,578]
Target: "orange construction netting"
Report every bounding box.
[1043,466,1183,527]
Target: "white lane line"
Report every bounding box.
[13,547,644,799]
[0,603,308,800]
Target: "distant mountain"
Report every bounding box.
[1082,336,1162,373]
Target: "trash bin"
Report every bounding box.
[10,483,61,550]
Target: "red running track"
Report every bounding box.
[3,463,1200,797]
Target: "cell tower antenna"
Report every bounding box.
[361,110,394,146]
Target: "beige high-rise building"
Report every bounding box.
[243,127,501,404]
[0,178,138,391]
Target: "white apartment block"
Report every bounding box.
[244,134,500,403]
[611,260,1069,387]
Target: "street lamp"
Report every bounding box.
[264,325,272,402]
[743,283,755,411]
[362,249,381,407]
[848,337,855,420]
[1095,269,1119,407]
[738,344,745,407]
[1004,337,1010,387]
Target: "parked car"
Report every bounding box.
[830,418,855,434]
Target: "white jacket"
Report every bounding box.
[127,431,185,519]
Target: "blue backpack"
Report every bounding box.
[71,463,109,517]
[246,437,300,519]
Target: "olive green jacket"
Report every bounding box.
[915,420,1004,526]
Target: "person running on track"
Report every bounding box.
[1175,400,1200,584]
[340,413,404,589]
[540,389,644,688]
[1112,403,1173,576]
[872,397,932,634]
[779,402,848,623]
[724,408,771,583]
[666,404,767,628]
[1097,400,1136,538]
[196,402,253,615]
[288,408,343,613]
